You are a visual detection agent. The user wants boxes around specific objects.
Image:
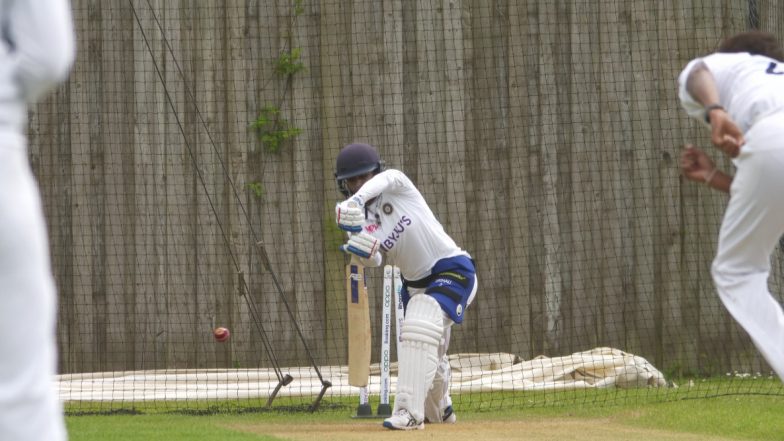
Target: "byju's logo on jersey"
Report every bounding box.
[380,215,413,251]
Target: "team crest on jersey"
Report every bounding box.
[382,203,393,215]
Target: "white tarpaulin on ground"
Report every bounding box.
[58,347,667,402]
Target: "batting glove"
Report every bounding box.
[340,232,380,259]
[335,199,364,233]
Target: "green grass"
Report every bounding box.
[66,393,784,441]
[487,394,784,439]
[67,414,276,441]
[625,395,784,440]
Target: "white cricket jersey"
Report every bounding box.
[0,0,76,133]
[678,52,784,133]
[352,169,468,281]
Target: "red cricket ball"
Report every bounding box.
[213,327,230,342]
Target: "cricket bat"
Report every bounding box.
[347,255,371,387]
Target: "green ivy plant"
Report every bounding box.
[245,182,264,199]
[248,1,305,199]
[274,47,305,76]
[250,105,302,154]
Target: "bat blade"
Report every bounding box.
[347,257,371,387]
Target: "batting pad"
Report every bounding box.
[424,353,453,423]
[393,294,444,422]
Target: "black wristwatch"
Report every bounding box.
[704,104,725,123]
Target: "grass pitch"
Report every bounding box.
[66,393,784,440]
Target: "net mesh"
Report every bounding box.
[30,0,784,414]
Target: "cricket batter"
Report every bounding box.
[678,30,784,381]
[334,143,478,430]
[0,1,76,440]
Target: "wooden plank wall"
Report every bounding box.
[27,0,784,377]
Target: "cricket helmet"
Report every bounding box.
[335,143,384,196]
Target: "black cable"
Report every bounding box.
[128,0,331,407]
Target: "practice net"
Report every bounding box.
[30,0,784,414]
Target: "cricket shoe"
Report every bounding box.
[382,409,424,430]
[424,406,457,424]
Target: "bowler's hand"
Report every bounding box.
[709,110,744,158]
[680,144,715,183]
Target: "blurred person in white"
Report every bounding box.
[0,1,76,440]
[678,30,784,382]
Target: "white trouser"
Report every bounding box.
[711,113,784,382]
[394,276,477,422]
[0,139,66,441]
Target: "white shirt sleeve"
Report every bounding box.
[677,52,784,133]
[677,57,708,122]
[4,0,76,103]
[346,170,409,268]
[352,169,410,205]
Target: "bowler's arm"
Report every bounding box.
[684,61,725,122]
[8,0,76,103]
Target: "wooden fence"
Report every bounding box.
[29,0,784,377]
